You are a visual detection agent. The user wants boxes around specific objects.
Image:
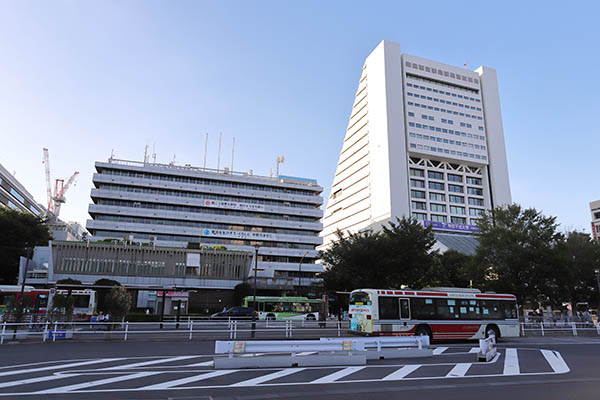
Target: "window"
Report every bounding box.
[411,190,426,199]
[410,179,425,188]
[450,206,465,214]
[447,174,462,182]
[429,182,444,191]
[9,188,25,204]
[410,298,437,319]
[429,193,445,201]
[428,171,443,180]
[408,112,415,117]
[448,184,464,193]
[400,299,410,319]
[480,300,503,319]
[466,177,482,185]
[410,168,424,177]
[412,212,427,221]
[451,216,467,224]
[431,214,447,222]
[430,203,446,212]
[449,195,464,203]
[379,297,400,319]
[467,187,483,196]
[469,208,484,216]
[422,114,428,120]
[412,201,426,210]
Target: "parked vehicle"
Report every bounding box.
[210,306,257,320]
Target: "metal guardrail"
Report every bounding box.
[0,319,350,344]
[520,321,600,336]
[215,339,364,355]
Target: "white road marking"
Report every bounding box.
[104,356,198,370]
[0,358,123,378]
[35,371,161,394]
[433,347,448,355]
[311,366,365,384]
[230,368,304,386]
[0,373,75,389]
[469,347,480,353]
[382,365,420,380]
[503,348,520,375]
[241,353,265,357]
[140,370,236,390]
[540,349,570,373]
[446,363,471,377]
[296,351,317,356]
[185,360,214,367]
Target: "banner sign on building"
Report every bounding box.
[203,199,264,212]
[424,220,480,233]
[202,228,274,240]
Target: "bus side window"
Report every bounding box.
[503,301,517,319]
[378,297,400,319]
[400,299,410,319]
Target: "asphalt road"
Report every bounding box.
[0,336,599,399]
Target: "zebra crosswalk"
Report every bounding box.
[0,347,570,397]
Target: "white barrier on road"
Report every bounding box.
[478,335,497,362]
[215,339,365,355]
[320,335,430,349]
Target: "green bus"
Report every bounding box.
[243,296,322,320]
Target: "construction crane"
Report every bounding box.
[42,148,79,218]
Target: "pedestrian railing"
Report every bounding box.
[0,319,350,344]
[520,320,599,336]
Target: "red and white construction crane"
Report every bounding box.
[42,148,79,218]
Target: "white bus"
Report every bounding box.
[349,287,519,340]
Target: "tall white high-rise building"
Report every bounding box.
[321,40,511,249]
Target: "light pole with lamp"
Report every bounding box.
[298,250,310,297]
[251,245,259,338]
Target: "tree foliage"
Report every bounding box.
[233,282,252,306]
[104,286,132,321]
[320,217,441,292]
[94,278,122,312]
[0,208,51,284]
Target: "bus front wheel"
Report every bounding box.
[306,314,316,321]
[415,325,432,342]
[266,314,276,321]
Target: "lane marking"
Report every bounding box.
[540,349,570,373]
[296,351,317,356]
[382,365,420,381]
[433,347,448,355]
[503,348,520,375]
[311,366,366,384]
[140,370,236,390]
[230,368,304,386]
[103,356,198,370]
[446,363,471,377]
[0,373,75,389]
[0,358,123,378]
[185,360,214,367]
[35,371,161,394]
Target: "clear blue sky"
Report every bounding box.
[1,1,598,233]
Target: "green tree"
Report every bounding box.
[104,286,132,322]
[473,204,564,306]
[0,208,51,284]
[56,278,82,285]
[94,279,121,312]
[320,217,440,292]
[437,250,474,288]
[233,282,252,306]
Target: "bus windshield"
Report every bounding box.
[350,292,372,305]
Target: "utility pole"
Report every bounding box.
[298,250,309,297]
[251,246,259,338]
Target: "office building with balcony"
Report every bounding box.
[321,40,512,251]
[0,162,46,216]
[590,200,600,241]
[85,157,324,292]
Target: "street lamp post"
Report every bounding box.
[251,245,258,338]
[298,250,309,297]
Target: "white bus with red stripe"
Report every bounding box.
[349,287,519,340]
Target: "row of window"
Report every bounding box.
[405,73,480,97]
[96,199,319,223]
[99,184,318,210]
[100,169,319,197]
[94,214,319,237]
[407,94,484,120]
[409,133,486,151]
[408,122,485,141]
[411,202,484,216]
[409,143,488,161]
[409,169,483,186]
[409,191,485,205]
[92,230,316,250]
[410,180,480,194]
[407,101,483,122]
[411,186,483,198]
